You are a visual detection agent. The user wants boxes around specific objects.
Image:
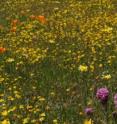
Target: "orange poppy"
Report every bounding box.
[10,26,17,32]
[0,47,6,53]
[11,19,19,26]
[36,15,46,24]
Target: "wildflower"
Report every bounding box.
[40,113,46,117]
[8,96,15,101]
[1,119,10,124]
[8,106,17,113]
[39,117,45,122]
[0,47,6,53]
[49,39,55,43]
[0,76,4,83]
[37,15,46,24]
[1,110,8,116]
[84,119,93,124]
[15,94,21,99]
[38,96,45,101]
[6,58,15,63]
[102,26,113,33]
[23,118,29,124]
[102,74,111,80]
[0,99,4,102]
[79,65,88,72]
[96,87,109,104]
[26,105,33,110]
[19,105,24,109]
[11,19,19,26]
[85,107,93,116]
[79,111,83,115]
[90,65,94,72]
[50,92,55,96]
[53,119,58,124]
[31,119,36,123]
[114,94,117,109]
[66,88,70,92]
[10,26,17,32]
[99,64,103,68]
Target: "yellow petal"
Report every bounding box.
[84,119,93,124]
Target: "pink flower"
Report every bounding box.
[96,87,109,103]
[85,107,93,116]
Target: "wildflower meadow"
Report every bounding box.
[0,0,117,124]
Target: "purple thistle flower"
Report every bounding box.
[85,107,93,116]
[114,94,117,109]
[96,87,109,104]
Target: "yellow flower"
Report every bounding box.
[102,26,113,33]
[90,65,94,72]
[31,119,36,123]
[8,96,14,101]
[19,105,24,109]
[102,74,111,80]
[53,119,58,124]
[0,77,4,83]
[1,119,10,124]
[0,99,4,103]
[15,94,21,99]
[38,96,45,101]
[1,110,8,116]
[26,105,33,109]
[50,92,55,96]
[40,113,46,117]
[79,112,83,115]
[84,119,93,124]
[79,65,88,72]
[23,118,29,124]
[99,64,103,68]
[49,39,55,43]
[39,117,45,122]
[6,58,15,63]
[8,106,16,113]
